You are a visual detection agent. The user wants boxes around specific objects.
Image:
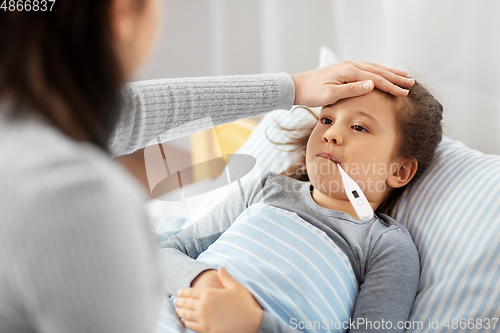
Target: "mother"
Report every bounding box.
[0,0,414,332]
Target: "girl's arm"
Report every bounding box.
[350,226,420,332]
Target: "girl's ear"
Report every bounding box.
[387,158,418,189]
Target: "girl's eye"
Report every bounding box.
[352,124,367,132]
[320,117,333,125]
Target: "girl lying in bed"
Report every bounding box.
[160,81,443,333]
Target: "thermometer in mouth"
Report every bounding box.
[337,163,374,221]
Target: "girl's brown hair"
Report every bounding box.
[0,0,145,151]
[273,81,443,217]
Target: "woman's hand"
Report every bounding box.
[174,267,263,333]
[291,60,415,107]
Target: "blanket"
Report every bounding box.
[155,203,358,333]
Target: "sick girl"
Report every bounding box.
[161,80,443,333]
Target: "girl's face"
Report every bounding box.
[306,90,405,209]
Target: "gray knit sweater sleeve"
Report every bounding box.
[109,73,295,157]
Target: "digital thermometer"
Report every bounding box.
[337,163,374,221]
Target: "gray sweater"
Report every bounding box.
[0,73,294,333]
[161,173,420,333]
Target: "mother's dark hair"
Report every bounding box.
[273,81,443,217]
[0,0,144,150]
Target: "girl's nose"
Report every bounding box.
[322,127,343,145]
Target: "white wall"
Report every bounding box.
[135,0,500,155]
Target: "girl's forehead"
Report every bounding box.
[324,91,395,113]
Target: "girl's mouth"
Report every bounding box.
[317,152,339,164]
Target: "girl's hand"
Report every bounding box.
[174,267,263,333]
[291,60,415,107]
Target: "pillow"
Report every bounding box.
[395,137,500,331]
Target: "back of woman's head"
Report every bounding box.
[0,1,143,149]
[277,80,443,217]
